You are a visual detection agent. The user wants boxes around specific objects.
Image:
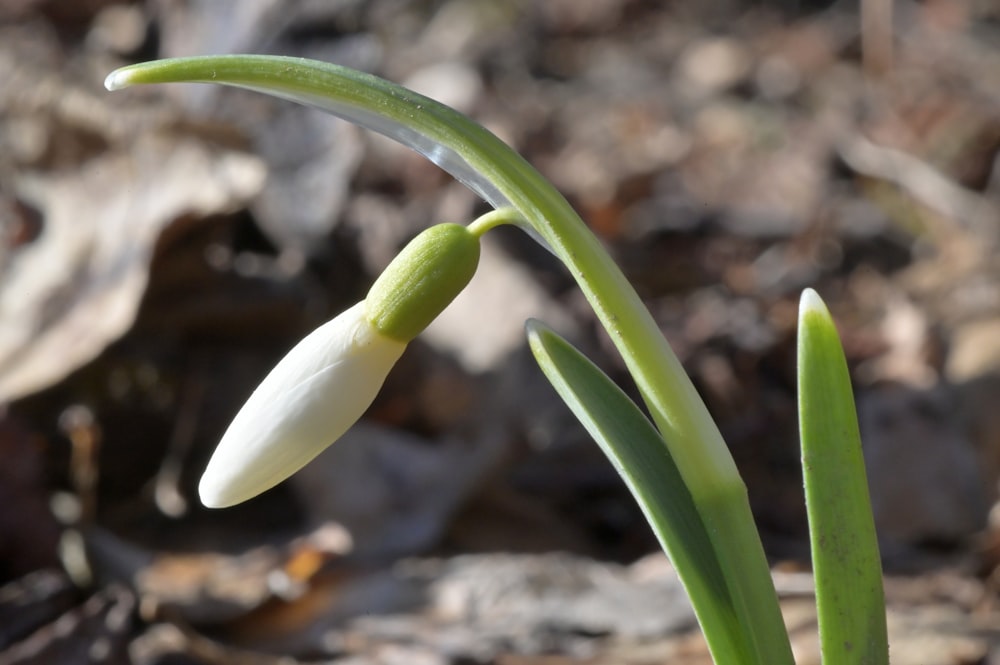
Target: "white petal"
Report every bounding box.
[199,302,407,508]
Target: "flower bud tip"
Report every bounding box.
[197,302,407,508]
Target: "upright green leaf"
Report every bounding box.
[798,289,888,665]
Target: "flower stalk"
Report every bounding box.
[108,56,794,664]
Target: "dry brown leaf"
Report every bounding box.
[0,134,265,401]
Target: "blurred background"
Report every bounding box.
[1,0,1000,662]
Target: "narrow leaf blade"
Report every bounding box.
[798,289,888,665]
[527,320,758,665]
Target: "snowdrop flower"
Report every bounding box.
[200,223,481,508]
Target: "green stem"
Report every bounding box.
[106,56,739,492]
[467,207,522,238]
[107,56,793,665]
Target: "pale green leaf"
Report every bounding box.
[527,320,786,665]
[798,289,888,665]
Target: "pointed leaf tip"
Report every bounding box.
[104,69,129,91]
[799,288,827,316]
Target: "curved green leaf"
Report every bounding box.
[527,320,787,664]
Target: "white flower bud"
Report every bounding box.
[199,302,407,508]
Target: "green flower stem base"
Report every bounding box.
[701,487,792,660]
[107,55,794,665]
